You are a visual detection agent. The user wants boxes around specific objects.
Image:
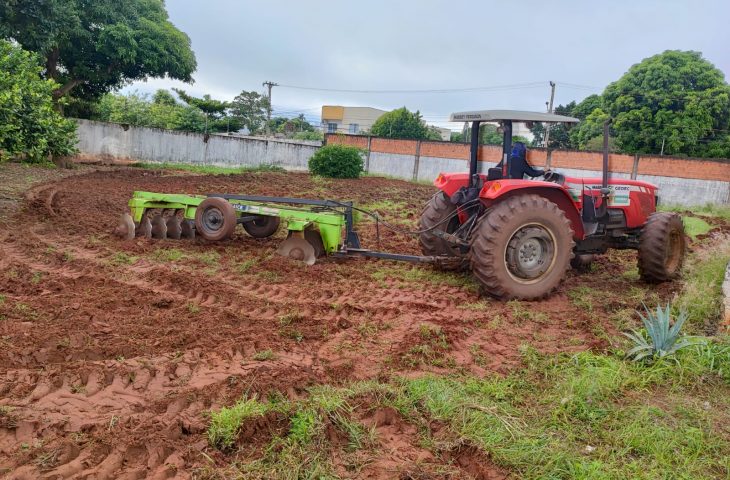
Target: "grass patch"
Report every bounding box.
[370,265,478,292]
[208,396,270,450]
[567,286,598,313]
[151,248,186,262]
[207,341,730,479]
[683,216,712,238]
[109,252,138,266]
[659,203,730,221]
[130,162,285,175]
[252,349,276,361]
[235,258,257,274]
[673,240,730,333]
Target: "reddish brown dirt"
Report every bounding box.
[0,166,712,478]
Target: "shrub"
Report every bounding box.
[308,144,364,179]
[0,40,77,163]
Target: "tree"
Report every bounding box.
[229,91,269,134]
[0,0,196,102]
[602,50,730,156]
[370,107,431,139]
[0,40,76,162]
[570,108,611,150]
[172,89,236,133]
[94,91,206,132]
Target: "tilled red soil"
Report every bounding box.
[0,167,715,478]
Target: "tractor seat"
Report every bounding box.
[487,167,503,181]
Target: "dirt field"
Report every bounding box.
[0,164,727,479]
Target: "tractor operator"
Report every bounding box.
[497,142,551,179]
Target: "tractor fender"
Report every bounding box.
[479,181,585,240]
[434,172,485,197]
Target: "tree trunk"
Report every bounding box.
[52,79,83,100]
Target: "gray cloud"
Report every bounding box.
[127,0,730,129]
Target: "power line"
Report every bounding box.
[276,81,548,94]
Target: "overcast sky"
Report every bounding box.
[127,0,730,130]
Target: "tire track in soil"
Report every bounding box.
[1,349,324,479]
[0,168,625,478]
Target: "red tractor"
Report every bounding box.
[419,110,686,300]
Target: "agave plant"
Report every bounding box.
[623,304,699,362]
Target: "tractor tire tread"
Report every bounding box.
[469,194,574,300]
[418,191,466,271]
[638,212,685,282]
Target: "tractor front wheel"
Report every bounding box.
[638,212,686,282]
[195,197,237,241]
[470,194,574,300]
[418,191,465,270]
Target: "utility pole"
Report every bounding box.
[660,137,665,156]
[262,81,278,136]
[543,81,556,148]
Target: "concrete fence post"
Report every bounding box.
[365,136,372,173]
[413,140,422,182]
[632,154,640,180]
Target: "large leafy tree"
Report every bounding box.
[0,40,76,162]
[0,0,196,102]
[370,107,431,140]
[603,50,730,157]
[229,91,269,134]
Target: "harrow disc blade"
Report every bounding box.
[277,236,317,265]
[114,213,136,240]
[137,216,152,239]
[151,215,167,239]
[167,216,182,240]
[181,220,195,240]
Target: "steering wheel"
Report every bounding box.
[543,170,565,185]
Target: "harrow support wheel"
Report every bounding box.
[418,191,466,270]
[638,212,686,282]
[242,215,281,238]
[469,194,574,300]
[195,197,237,241]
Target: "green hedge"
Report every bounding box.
[308,144,364,179]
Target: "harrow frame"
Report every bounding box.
[125,191,452,265]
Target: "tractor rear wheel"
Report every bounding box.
[470,194,574,300]
[195,197,237,241]
[242,215,281,238]
[418,191,465,270]
[638,212,685,282]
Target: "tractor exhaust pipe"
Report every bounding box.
[602,118,611,190]
[469,121,481,187]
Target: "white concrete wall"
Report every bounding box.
[637,174,730,206]
[75,119,318,171]
[75,120,728,206]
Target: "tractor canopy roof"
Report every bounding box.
[449,110,579,124]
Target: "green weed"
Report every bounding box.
[152,248,186,262]
[208,397,269,450]
[253,349,276,361]
[109,252,138,265]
